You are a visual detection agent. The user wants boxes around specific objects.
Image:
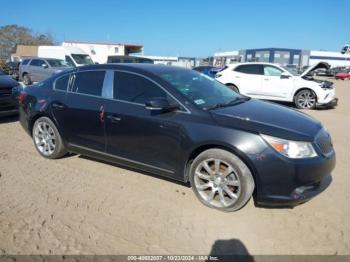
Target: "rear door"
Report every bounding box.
[232,64,264,96]
[28,59,41,81]
[62,70,107,151]
[261,65,294,100]
[104,70,186,176]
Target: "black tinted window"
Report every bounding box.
[114,72,167,103]
[30,59,46,67]
[22,59,30,65]
[72,71,105,96]
[235,65,262,75]
[55,74,70,91]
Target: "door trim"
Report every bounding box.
[69,143,175,175]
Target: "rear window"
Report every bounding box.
[72,71,105,96]
[234,64,263,75]
[54,74,70,91]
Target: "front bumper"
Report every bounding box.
[251,146,335,207]
[0,97,18,117]
[317,98,338,108]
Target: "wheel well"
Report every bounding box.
[293,88,317,101]
[29,114,46,137]
[184,144,258,196]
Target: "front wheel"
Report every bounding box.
[294,89,317,109]
[32,117,67,159]
[226,84,239,93]
[23,74,32,85]
[189,149,255,212]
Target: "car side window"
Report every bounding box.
[65,56,75,67]
[234,65,262,75]
[30,59,47,67]
[72,71,105,96]
[113,71,167,104]
[54,74,70,91]
[22,59,30,65]
[264,66,283,77]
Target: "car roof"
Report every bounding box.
[226,62,278,67]
[77,63,189,75]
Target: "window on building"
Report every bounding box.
[114,47,119,53]
[113,71,167,104]
[72,71,105,96]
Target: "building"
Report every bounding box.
[11,45,39,61]
[62,41,144,64]
[214,47,350,68]
[213,51,241,67]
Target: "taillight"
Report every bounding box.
[18,92,26,103]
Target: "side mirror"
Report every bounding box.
[42,63,48,69]
[145,98,179,112]
[280,72,291,79]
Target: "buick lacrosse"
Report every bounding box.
[19,64,335,211]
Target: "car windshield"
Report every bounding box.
[47,59,70,68]
[71,54,94,65]
[159,69,242,110]
[282,66,299,76]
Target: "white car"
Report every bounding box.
[215,62,338,109]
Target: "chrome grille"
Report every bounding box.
[316,129,333,155]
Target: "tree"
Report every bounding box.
[0,24,55,60]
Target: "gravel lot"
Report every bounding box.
[0,79,349,256]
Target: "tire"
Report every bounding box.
[226,84,239,93]
[189,149,255,212]
[294,89,317,109]
[23,73,32,85]
[32,117,67,159]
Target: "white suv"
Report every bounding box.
[215,62,337,109]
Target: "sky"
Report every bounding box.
[2,0,349,57]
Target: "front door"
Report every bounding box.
[232,64,264,96]
[261,65,294,100]
[104,71,185,176]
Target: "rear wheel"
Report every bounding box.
[294,89,316,109]
[32,117,67,159]
[226,84,239,93]
[23,73,32,85]
[189,149,255,212]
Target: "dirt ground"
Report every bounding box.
[0,79,349,256]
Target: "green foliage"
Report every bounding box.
[0,24,55,59]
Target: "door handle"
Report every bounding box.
[107,115,121,122]
[52,102,65,109]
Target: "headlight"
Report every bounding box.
[261,134,317,159]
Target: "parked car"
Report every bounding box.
[107,55,154,64]
[215,62,337,109]
[3,61,20,80]
[0,69,21,117]
[19,58,73,85]
[193,66,222,78]
[329,66,348,77]
[38,46,94,67]
[19,64,335,212]
[335,69,350,80]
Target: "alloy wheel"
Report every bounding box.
[194,158,241,208]
[33,121,56,156]
[297,90,316,109]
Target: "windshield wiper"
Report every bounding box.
[205,97,250,110]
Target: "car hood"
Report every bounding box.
[300,62,330,78]
[211,99,322,141]
[0,75,19,88]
